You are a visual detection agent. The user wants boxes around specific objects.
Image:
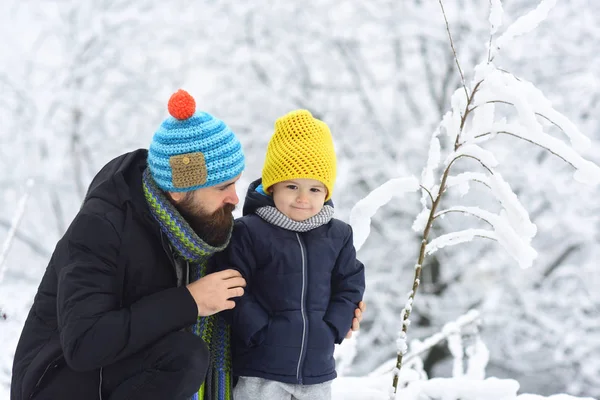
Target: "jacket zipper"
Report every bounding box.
[160,232,183,286]
[29,354,63,399]
[98,367,104,400]
[295,233,308,384]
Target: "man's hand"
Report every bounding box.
[345,301,366,339]
[186,269,246,317]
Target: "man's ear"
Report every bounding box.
[168,191,185,203]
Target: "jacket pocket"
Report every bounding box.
[249,319,270,347]
[263,310,303,347]
[324,321,337,343]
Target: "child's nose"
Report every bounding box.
[296,193,308,203]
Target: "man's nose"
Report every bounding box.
[226,188,239,205]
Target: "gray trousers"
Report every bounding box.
[234,376,332,400]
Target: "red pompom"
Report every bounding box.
[168,89,196,120]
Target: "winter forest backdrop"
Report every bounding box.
[1,0,599,399]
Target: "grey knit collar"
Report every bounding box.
[255,205,334,232]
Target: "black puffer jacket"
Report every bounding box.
[11,149,198,400]
[216,179,365,385]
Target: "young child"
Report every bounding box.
[218,110,366,400]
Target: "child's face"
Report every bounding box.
[270,179,327,222]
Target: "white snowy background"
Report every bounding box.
[1,0,599,399]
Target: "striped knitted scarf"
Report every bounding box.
[142,168,233,400]
[255,205,334,232]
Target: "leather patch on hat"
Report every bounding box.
[170,152,207,188]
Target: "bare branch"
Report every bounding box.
[438,0,468,100]
[487,0,494,63]
[448,154,495,175]
[419,185,435,205]
[539,243,581,282]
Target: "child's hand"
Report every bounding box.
[345,301,366,339]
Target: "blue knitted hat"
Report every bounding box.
[148,89,245,192]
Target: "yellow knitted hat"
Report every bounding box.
[262,110,337,201]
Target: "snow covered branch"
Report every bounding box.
[350,177,420,252]
[404,310,482,370]
[434,206,494,226]
[370,310,481,376]
[426,229,497,255]
[448,154,494,175]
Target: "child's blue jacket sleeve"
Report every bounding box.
[324,226,366,344]
[216,220,269,347]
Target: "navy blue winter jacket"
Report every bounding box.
[216,179,365,385]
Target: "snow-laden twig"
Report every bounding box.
[429,167,538,268]
[489,0,504,36]
[370,310,481,376]
[494,0,557,57]
[488,0,504,62]
[447,330,464,378]
[426,229,497,255]
[465,335,490,380]
[349,177,420,252]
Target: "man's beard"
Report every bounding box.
[175,194,235,247]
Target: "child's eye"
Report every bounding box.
[310,188,322,193]
[286,185,298,190]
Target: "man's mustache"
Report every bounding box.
[218,203,236,215]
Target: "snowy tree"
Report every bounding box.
[349,0,600,397]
